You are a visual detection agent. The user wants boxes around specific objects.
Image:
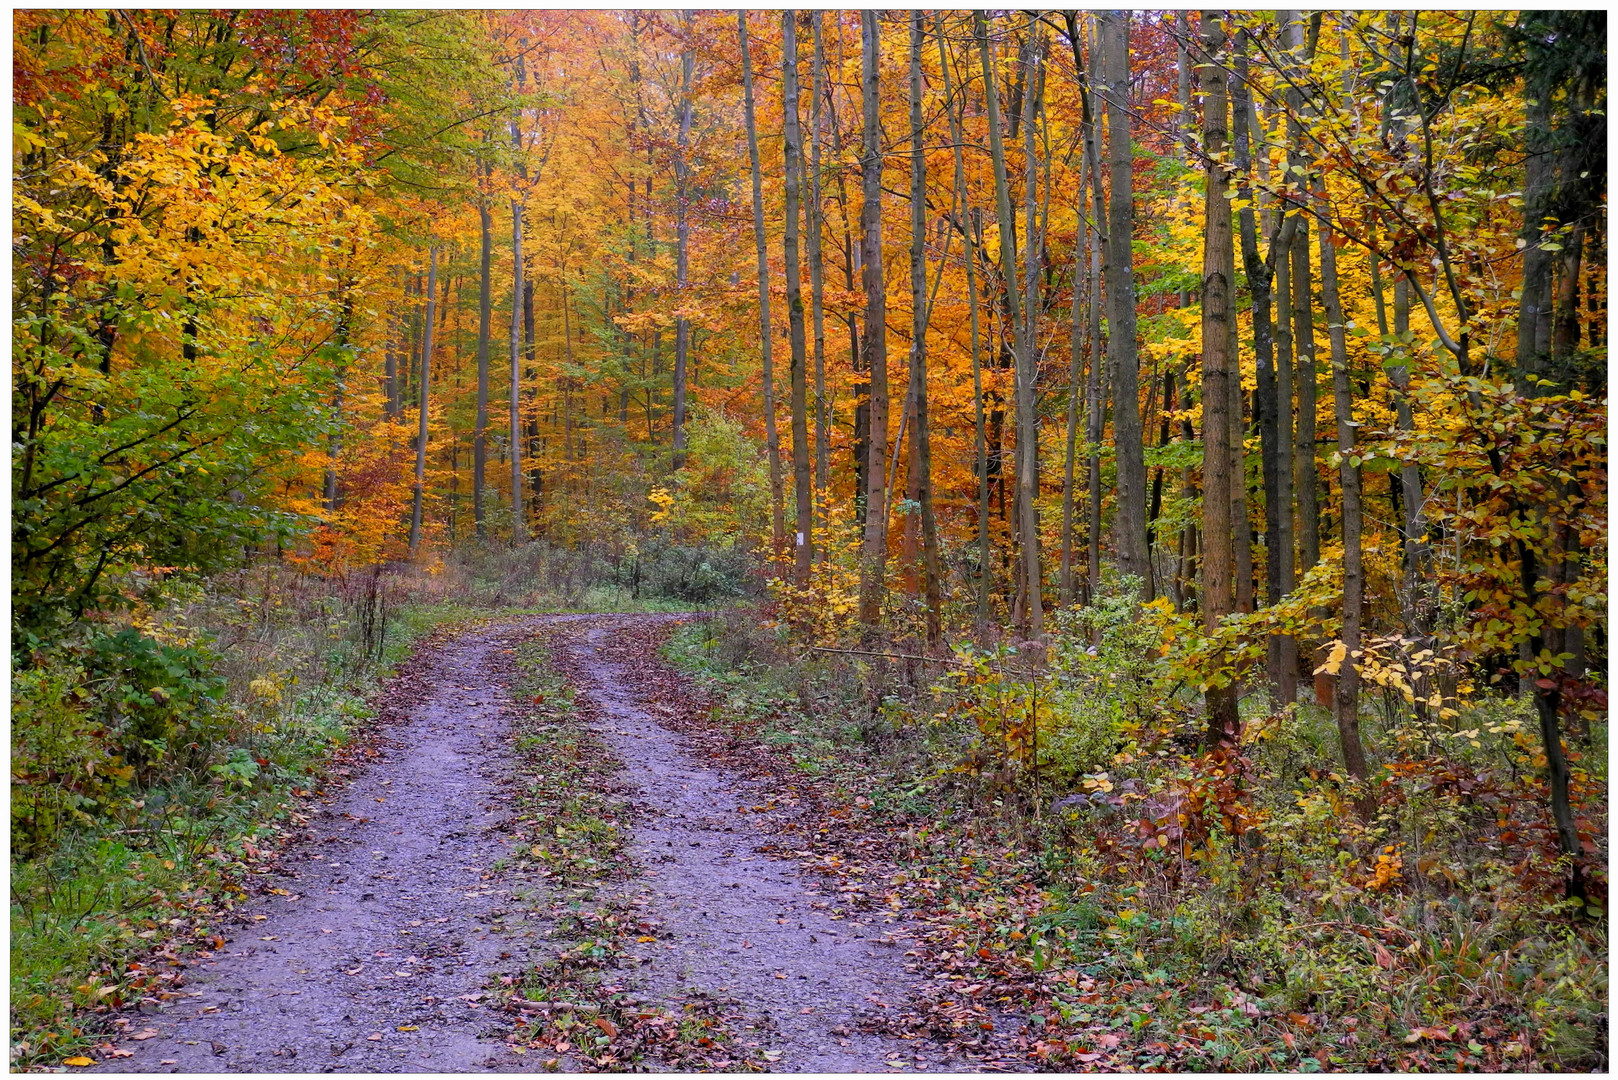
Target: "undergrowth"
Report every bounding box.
[665,597,1609,1073]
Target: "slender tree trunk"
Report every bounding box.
[1291,222,1319,574]
[1230,285,1253,615]
[509,201,526,543]
[1085,218,1105,605]
[410,247,438,557]
[323,289,351,515]
[672,13,693,468]
[1233,39,1300,702]
[1019,26,1047,627]
[1319,194,1371,785]
[903,13,942,648]
[1271,160,1299,702]
[1282,13,1319,579]
[474,176,493,538]
[524,251,541,507]
[1099,11,1147,597]
[855,10,890,633]
[977,11,1040,638]
[1517,90,1555,379]
[809,13,831,501]
[1197,14,1239,749]
[740,13,786,561]
[939,16,992,630]
[1060,151,1089,607]
[783,12,813,585]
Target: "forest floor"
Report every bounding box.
[87,614,985,1074]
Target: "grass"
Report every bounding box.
[495,631,773,1072]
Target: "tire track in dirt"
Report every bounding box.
[550,617,967,1073]
[95,618,592,1074]
[92,613,966,1074]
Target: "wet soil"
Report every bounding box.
[98,614,954,1074]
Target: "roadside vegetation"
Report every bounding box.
[8,548,747,1068]
[668,603,1608,1072]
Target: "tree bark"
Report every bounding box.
[1319,191,1371,785]
[783,12,813,585]
[1100,11,1148,598]
[672,13,693,469]
[508,198,525,542]
[977,11,1040,638]
[740,12,786,561]
[855,10,890,633]
[808,12,830,500]
[1020,25,1047,625]
[1196,14,1239,749]
[474,168,493,538]
[1233,39,1300,704]
[939,15,992,630]
[409,247,438,558]
[1060,149,1090,607]
[906,13,942,647]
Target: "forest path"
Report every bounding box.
[548,618,947,1073]
[97,614,951,1074]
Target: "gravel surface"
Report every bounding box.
[94,613,958,1074]
[557,621,945,1073]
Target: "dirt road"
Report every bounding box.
[100,614,946,1073]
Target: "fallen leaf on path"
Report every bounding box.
[595,1017,618,1039]
[367,1033,383,1042]
[397,1025,419,1032]
[63,1057,95,1067]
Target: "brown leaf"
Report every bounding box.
[595,1017,618,1039]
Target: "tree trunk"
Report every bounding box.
[672,13,693,468]
[906,13,942,647]
[410,247,438,558]
[1019,25,1047,630]
[977,11,1039,638]
[323,290,351,516]
[1060,150,1089,607]
[474,175,493,538]
[1290,219,1319,576]
[508,195,526,542]
[939,16,992,630]
[1100,11,1148,597]
[809,12,830,500]
[1233,38,1299,704]
[740,13,786,562]
[1319,191,1371,786]
[1516,90,1554,379]
[1283,13,1319,578]
[855,10,890,633]
[1196,14,1239,749]
[783,12,813,585]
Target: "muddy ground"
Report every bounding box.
[97,614,962,1074]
